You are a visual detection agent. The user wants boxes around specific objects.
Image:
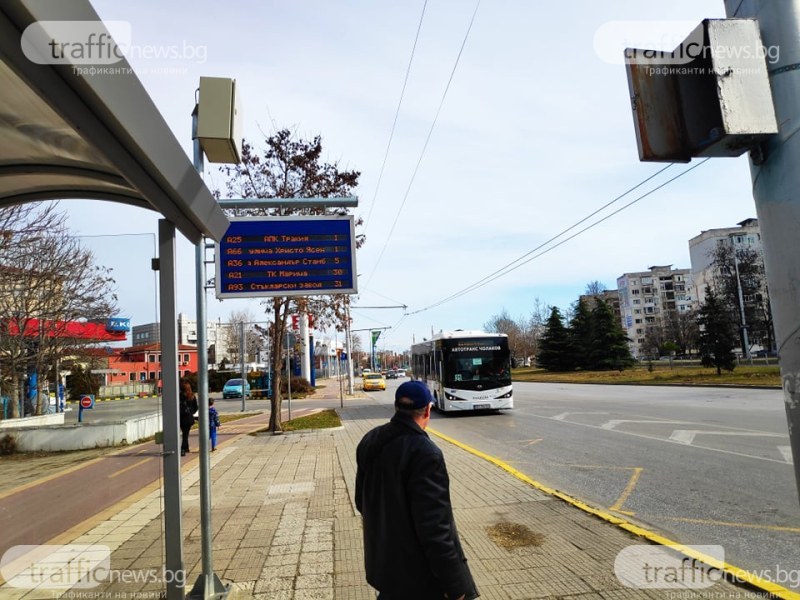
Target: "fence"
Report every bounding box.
[97,382,157,398]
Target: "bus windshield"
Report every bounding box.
[444,350,510,388]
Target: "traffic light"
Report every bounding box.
[291,315,299,330]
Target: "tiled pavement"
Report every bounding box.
[0,390,763,600]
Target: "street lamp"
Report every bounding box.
[728,235,751,362]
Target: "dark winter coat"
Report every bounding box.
[178,392,198,429]
[355,412,478,600]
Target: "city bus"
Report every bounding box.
[410,330,513,412]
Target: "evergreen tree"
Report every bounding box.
[698,287,737,375]
[590,300,635,370]
[536,307,573,371]
[568,299,594,370]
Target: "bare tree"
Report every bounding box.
[584,280,606,296]
[709,242,774,353]
[0,205,118,416]
[220,129,361,432]
[225,308,264,365]
[484,309,529,366]
[524,297,551,363]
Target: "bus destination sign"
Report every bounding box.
[215,215,357,299]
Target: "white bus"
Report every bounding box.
[411,330,513,412]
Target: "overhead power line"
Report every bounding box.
[407,158,711,315]
[365,0,482,288]
[363,0,428,235]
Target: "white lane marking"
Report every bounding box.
[669,430,786,445]
[600,419,692,430]
[552,411,608,420]
[778,446,794,464]
[528,413,791,465]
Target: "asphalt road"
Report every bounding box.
[52,379,799,590]
[366,379,799,591]
[63,393,273,423]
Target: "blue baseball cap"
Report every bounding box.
[395,381,434,409]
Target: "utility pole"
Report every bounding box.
[729,236,751,362]
[722,0,800,502]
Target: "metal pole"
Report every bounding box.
[286,324,292,421]
[189,106,225,600]
[158,219,185,600]
[730,237,751,362]
[345,298,354,395]
[300,310,310,381]
[240,321,246,412]
[724,0,800,502]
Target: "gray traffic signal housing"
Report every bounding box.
[625,19,778,162]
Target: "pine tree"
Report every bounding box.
[568,299,594,370]
[536,307,573,371]
[698,287,737,375]
[590,300,635,371]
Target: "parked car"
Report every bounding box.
[362,372,386,392]
[222,378,251,399]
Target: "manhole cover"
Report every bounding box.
[485,522,544,549]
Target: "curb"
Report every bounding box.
[428,426,800,600]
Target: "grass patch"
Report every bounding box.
[282,409,341,431]
[512,365,781,387]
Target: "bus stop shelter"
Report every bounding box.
[0,1,229,597]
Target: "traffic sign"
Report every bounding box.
[80,395,94,409]
[215,215,357,298]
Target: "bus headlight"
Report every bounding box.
[445,392,459,401]
[496,391,512,399]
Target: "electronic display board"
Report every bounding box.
[215,215,357,298]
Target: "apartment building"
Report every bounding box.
[579,289,622,323]
[688,218,762,305]
[131,314,233,369]
[617,265,698,359]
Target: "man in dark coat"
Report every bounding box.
[178,379,198,456]
[355,380,478,600]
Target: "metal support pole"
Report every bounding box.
[730,238,751,362]
[300,310,310,381]
[286,324,292,421]
[724,0,800,503]
[240,321,246,412]
[188,105,226,600]
[345,298,354,395]
[158,219,185,600]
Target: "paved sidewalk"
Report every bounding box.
[0,387,761,599]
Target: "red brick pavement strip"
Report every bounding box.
[0,409,290,561]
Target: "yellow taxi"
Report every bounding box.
[362,372,386,392]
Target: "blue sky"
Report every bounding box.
[67,0,759,353]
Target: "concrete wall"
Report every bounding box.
[7,413,162,452]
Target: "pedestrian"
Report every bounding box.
[209,398,220,452]
[178,379,198,456]
[355,380,479,600]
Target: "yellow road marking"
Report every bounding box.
[108,457,153,479]
[427,426,800,600]
[614,509,636,516]
[609,467,643,512]
[661,515,800,534]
